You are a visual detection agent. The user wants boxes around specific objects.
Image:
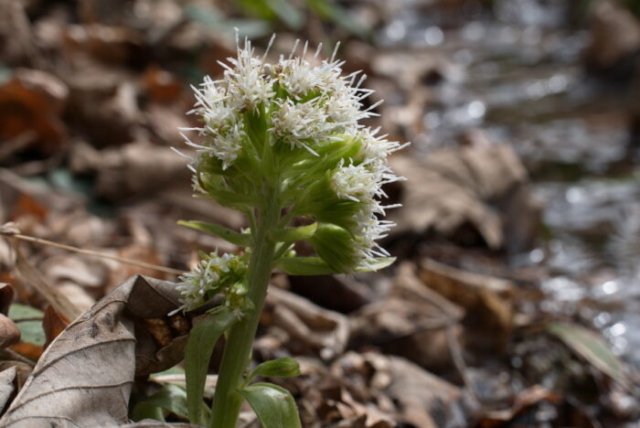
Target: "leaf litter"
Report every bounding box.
[0,0,639,426]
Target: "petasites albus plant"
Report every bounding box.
[177,36,407,428]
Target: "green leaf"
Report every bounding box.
[179,220,252,247]
[276,256,396,276]
[186,307,238,425]
[276,257,337,275]
[547,321,629,387]
[248,358,301,383]
[265,0,304,29]
[9,304,45,346]
[132,384,190,421]
[305,0,369,39]
[238,382,302,428]
[272,223,317,243]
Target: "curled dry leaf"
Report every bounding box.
[13,249,82,323]
[0,69,68,155]
[390,141,539,252]
[63,24,142,65]
[0,275,183,427]
[585,0,640,72]
[263,287,349,361]
[70,140,191,201]
[350,262,464,370]
[418,257,514,351]
[385,355,466,428]
[0,314,20,352]
[0,366,16,414]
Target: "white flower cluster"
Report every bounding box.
[183,37,408,271]
[184,39,382,165]
[176,252,243,311]
[330,137,406,265]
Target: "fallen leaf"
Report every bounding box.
[0,69,68,154]
[0,315,20,351]
[0,275,183,427]
[264,287,349,360]
[350,262,464,370]
[13,248,82,322]
[585,0,640,72]
[547,321,631,388]
[0,367,16,414]
[142,66,183,104]
[390,141,539,252]
[385,355,465,428]
[418,257,514,351]
[42,306,69,350]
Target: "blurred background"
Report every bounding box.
[1,0,640,426]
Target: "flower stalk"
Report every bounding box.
[209,188,280,428]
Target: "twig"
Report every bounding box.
[0,223,184,276]
[446,324,481,404]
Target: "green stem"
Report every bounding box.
[209,188,280,428]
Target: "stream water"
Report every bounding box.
[376,0,640,368]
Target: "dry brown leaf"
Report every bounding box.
[0,366,16,414]
[70,140,191,201]
[585,0,640,71]
[264,287,349,360]
[350,262,464,370]
[0,283,14,315]
[42,305,69,350]
[142,66,183,104]
[63,24,142,65]
[65,71,141,147]
[0,275,183,427]
[0,315,20,352]
[0,0,38,66]
[13,249,82,323]
[418,258,514,350]
[0,69,68,155]
[385,355,465,428]
[390,141,539,252]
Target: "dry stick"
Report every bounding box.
[0,230,184,276]
[446,324,481,404]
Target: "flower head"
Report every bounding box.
[181,37,407,273]
[176,251,247,311]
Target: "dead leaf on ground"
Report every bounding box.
[66,71,141,147]
[418,257,514,351]
[0,366,16,414]
[547,321,633,389]
[350,262,464,370]
[0,315,20,352]
[585,0,640,72]
[385,355,466,428]
[263,287,350,361]
[0,275,183,427]
[41,305,69,349]
[63,24,143,65]
[70,140,191,201]
[390,139,540,253]
[0,69,68,155]
[13,248,82,323]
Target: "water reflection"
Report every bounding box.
[378,0,640,372]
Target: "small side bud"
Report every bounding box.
[248,357,301,381]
